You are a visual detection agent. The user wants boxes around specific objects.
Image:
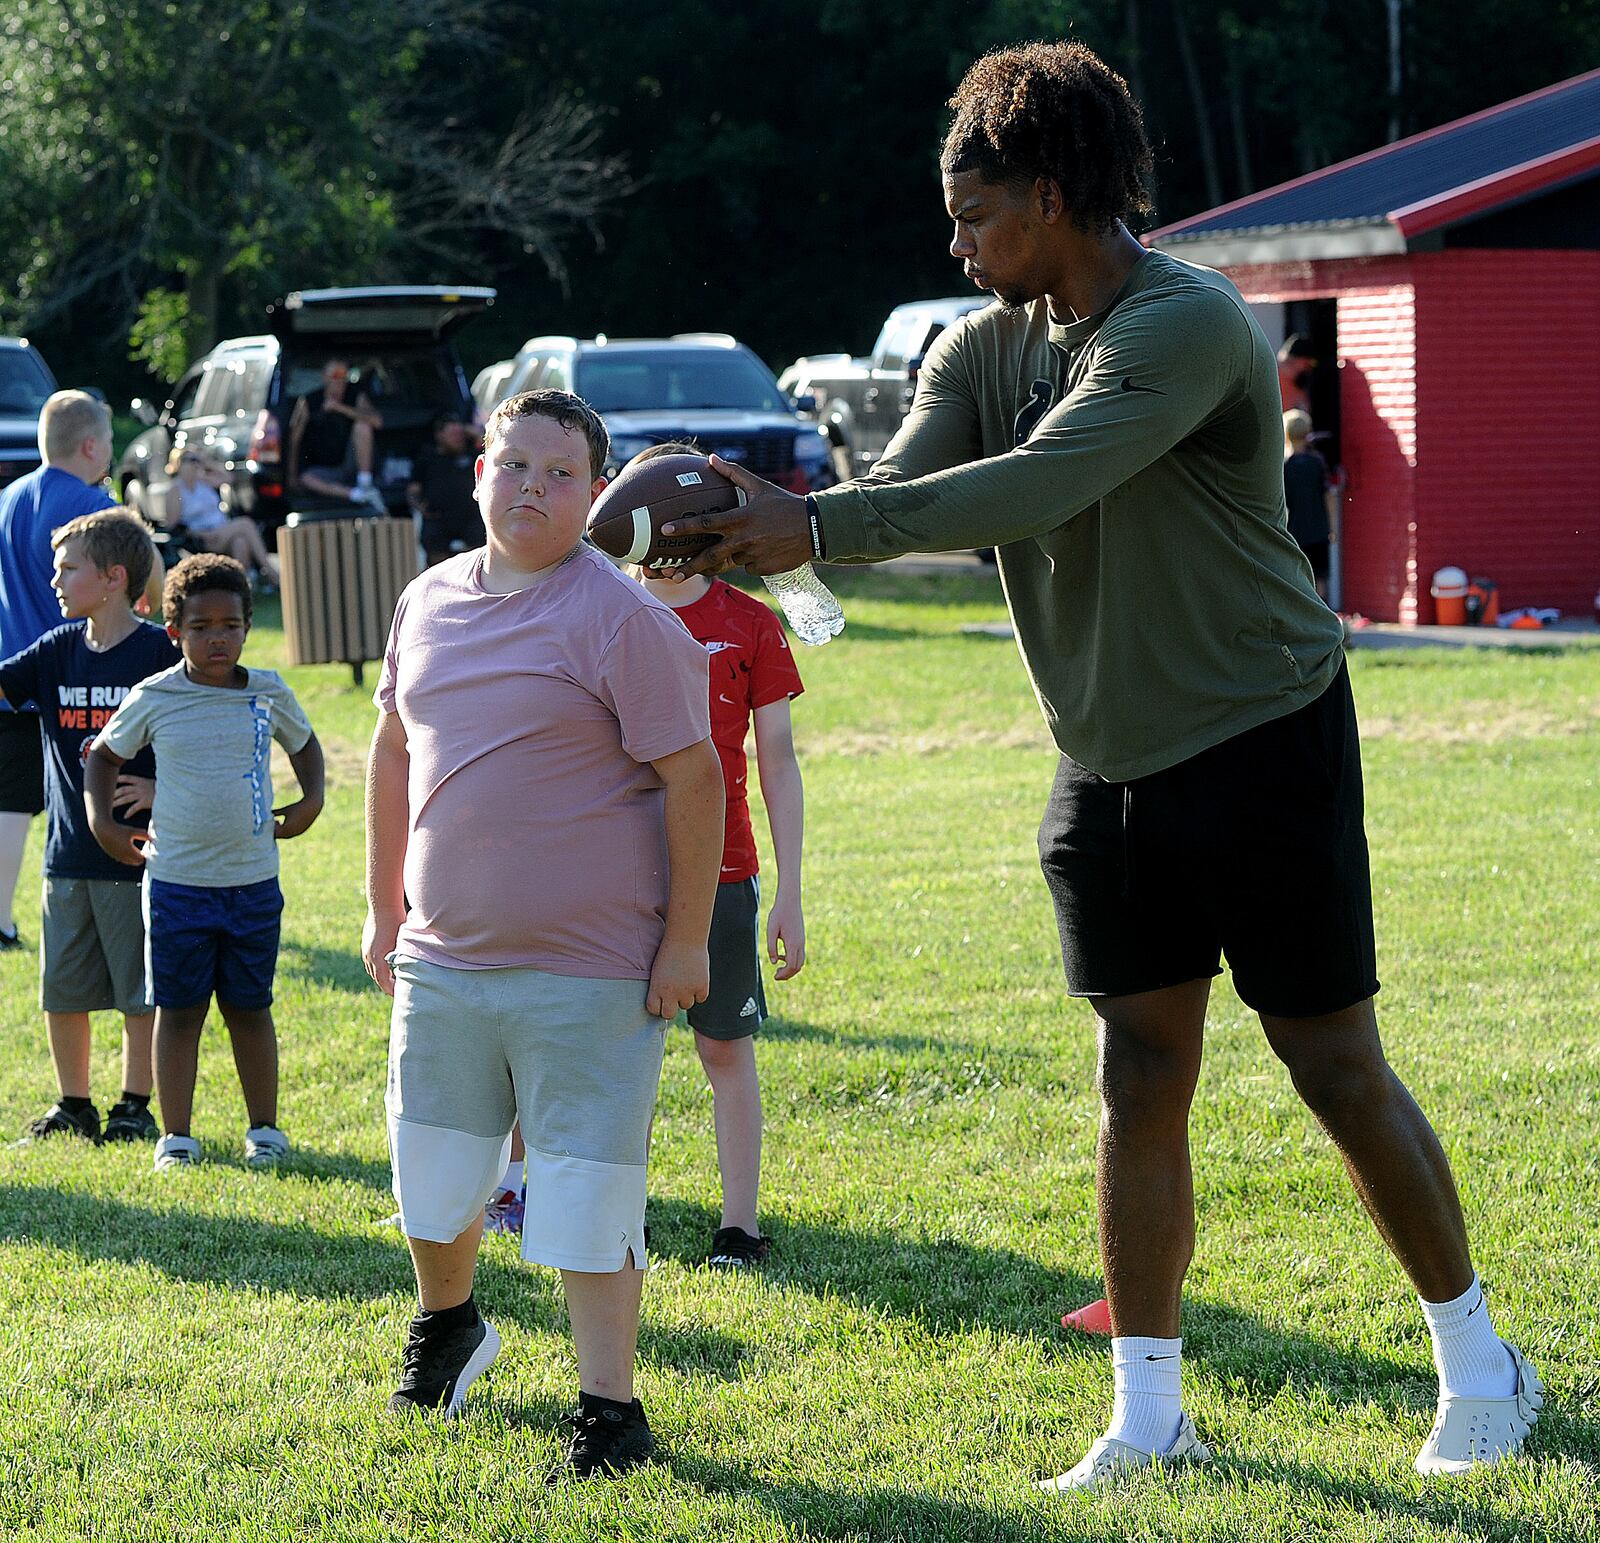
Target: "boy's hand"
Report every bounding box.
[362,907,403,996]
[273,796,324,840]
[112,774,156,817]
[767,893,806,980]
[93,824,148,868]
[646,938,709,1020]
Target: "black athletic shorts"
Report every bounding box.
[688,875,766,1040]
[0,711,46,815]
[1037,661,1379,1018]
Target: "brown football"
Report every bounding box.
[586,453,743,571]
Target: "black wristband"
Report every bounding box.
[803,494,825,561]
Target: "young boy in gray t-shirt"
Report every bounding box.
[86,554,324,1172]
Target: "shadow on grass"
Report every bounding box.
[0,1181,750,1378]
[1201,1445,1598,1543]
[644,1195,1529,1426]
[762,1013,1018,1057]
[667,1445,1587,1543]
[277,939,370,993]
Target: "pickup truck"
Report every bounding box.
[778,297,989,479]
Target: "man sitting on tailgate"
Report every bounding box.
[287,358,386,513]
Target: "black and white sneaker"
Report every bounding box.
[103,1099,159,1143]
[389,1312,500,1419]
[708,1225,770,1269]
[23,1101,101,1144]
[551,1398,655,1481]
[0,925,23,952]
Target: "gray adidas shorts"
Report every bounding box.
[41,877,152,1015]
[386,956,664,1272]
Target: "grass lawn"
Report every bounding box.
[1,569,1596,1541]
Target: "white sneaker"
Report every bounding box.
[154,1133,201,1171]
[1416,1342,1543,1475]
[350,483,387,513]
[1037,1412,1210,1494]
[245,1124,290,1169]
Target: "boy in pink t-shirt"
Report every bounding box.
[362,390,723,1479]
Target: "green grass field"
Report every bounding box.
[2,571,1596,1541]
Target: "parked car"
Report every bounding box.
[491,333,833,490]
[470,358,514,421]
[119,285,495,531]
[0,337,60,496]
[779,297,990,478]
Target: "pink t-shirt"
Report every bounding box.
[376,543,711,977]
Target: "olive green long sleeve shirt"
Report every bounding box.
[814,250,1346,781]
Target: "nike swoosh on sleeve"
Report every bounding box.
[1120,376,1164,395]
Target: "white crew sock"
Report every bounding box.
[498,1158,522,1196]
[1420,1274,1516,1398]
[356,471,374,489]
[0,811,32,933]
[1105,1336,1184,1454]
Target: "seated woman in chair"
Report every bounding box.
[163,448,281,586]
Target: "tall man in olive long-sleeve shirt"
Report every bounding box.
[667,42,1540,1491]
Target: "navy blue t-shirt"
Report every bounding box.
[0,621,179,879]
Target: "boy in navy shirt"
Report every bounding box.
[0,509,178,1142]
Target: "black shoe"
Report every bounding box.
[708,1225,770,1269]
[103,1099,159,1143]
[0,926,23,952]
[389,1313,500,1417]
[551,1398,655,1481]
[24,1101,101,1144]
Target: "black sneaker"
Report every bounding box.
[103,1099,159,1143]
[551,1398,655,1481]
[708,1225,770,1269]
[0,926,23,951]
[389,1313,500,1418]
[24,1102,101,1144]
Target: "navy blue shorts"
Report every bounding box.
[144,877,283,1010]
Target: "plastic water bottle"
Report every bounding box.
[762,563,845,645]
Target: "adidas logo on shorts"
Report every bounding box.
[739,997,759,1017]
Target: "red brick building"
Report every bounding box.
[1149,70,1600,623]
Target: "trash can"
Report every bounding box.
[277,512,419,685]
[1429,566,1469,625]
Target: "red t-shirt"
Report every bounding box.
[671,580,803,883]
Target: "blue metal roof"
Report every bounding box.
[1155,69,1600,240]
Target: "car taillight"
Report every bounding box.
[249,409,280,463]
[777,465,814,495]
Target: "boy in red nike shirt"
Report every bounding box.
[633,445,806,1267]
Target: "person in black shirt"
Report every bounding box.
[287,358,385,512]
[1283,408,1338,599]
[407,413,484,564]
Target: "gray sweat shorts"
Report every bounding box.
[385,955,665,1272]
[41,876,152,1015]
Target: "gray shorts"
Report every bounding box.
[41,877,152,1015]
[386,956,664,1272]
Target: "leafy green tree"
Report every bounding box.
[0,0,623,381]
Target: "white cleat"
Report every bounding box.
[1415,1342,1543,1476]
[1037,1412,1211,1494]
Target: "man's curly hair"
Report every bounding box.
[163,551,253,629]
[941,42,1154,234]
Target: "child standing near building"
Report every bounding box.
[84,554,324,1171]
[630,443,807,1268]
[362,391,722,1479]
[0,510,177,1143]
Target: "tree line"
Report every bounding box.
[2,0,1595,394]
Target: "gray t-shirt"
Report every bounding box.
[97,664,314,888]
